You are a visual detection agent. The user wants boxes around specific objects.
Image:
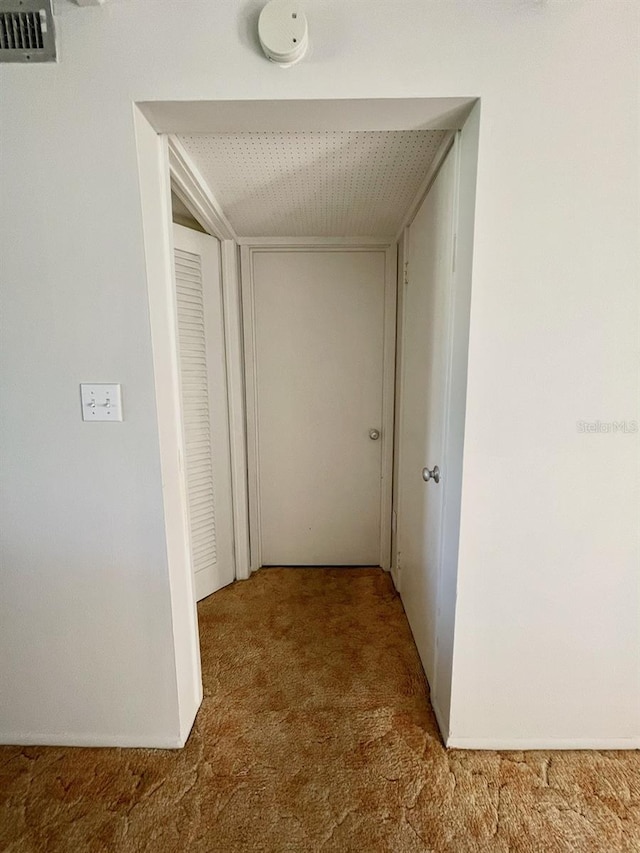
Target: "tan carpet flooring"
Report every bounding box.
[1,568,639,852]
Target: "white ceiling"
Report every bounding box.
[177,130,449,238]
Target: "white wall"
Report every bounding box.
[0,0,637,747]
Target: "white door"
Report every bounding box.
[397,150,456,685]
[173,224,235,600]
[246,249,392,566]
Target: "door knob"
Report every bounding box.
[422,465,440,483]
[369,429,380,441]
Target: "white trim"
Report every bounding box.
[0,732,189,749]
[379,245,398,570]
[431,692,450,745]
[240,245,262,571]
[446,735,640,751]
[133,108,202,746]
[243,242,394,254]
[241,241,396,570]
[394,131,456,242]
[168,136,238,242]
[140,98,477,135]
[9,729,637,752]
[390,227,409,593]
[220,240,251,580]
[239,236,394,247]
[389,515,400,590]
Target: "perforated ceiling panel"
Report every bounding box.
[177,131,448,238]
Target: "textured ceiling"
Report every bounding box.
[177,131,448,238]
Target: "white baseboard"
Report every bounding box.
[1,690,202,751]
[0,731,186,749]
[430,694,450,744]
[445,735,640,751]
[177,686,202,748]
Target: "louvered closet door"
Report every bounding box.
[173,224,235,601]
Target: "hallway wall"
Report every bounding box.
[0,0,637,746]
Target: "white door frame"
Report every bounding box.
[168,137,252,581]
[240,239,397,572]
[134,99,478,746]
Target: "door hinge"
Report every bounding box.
[404,261,409,287]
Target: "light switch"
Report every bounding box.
[80,384,123,422]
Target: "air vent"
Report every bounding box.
[0,0,56,62]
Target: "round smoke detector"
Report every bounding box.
[258,0,309,67]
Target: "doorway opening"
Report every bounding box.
[135,98,480,744]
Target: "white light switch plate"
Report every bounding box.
[80,384,123,421]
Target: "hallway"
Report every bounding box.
[1,568,639,852]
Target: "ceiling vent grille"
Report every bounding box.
[0,0,56,62]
